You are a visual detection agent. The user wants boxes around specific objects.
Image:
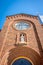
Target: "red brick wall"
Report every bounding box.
[0,14,43,65]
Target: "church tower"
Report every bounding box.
[0,14,43,65]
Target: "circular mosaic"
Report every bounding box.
[12,58,32,65]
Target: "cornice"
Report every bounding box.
[6,13,38,20]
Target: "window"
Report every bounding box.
[14,21,30,30]
[12,58,32,65]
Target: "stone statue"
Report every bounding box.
[20,34,25,42]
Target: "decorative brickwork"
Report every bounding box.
[0,14,43,65]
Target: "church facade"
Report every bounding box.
[0,14,43,65]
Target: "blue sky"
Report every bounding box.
[0,0,43,29]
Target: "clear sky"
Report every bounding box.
[0,0,43,29]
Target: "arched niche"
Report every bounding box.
[20,33,27,42]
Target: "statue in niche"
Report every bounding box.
[20,34,25,42]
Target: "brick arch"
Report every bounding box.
[11,57,33,65]
[7,47,40,65]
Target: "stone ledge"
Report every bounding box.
[14,42,27,46]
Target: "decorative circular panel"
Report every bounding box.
[12,58,32,65]
[13,21,30,30]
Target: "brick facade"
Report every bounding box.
[0,14,43,65]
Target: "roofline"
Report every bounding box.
[6,13,38,17]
